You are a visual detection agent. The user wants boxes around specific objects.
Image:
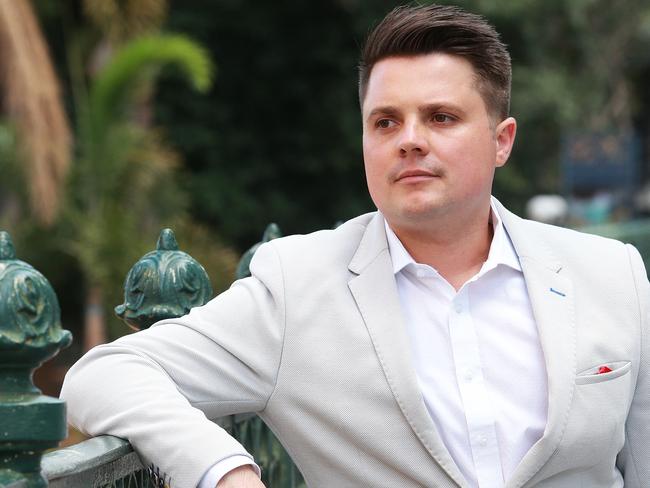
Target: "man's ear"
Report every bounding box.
[495,117,517,168]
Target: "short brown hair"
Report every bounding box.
[359,4,511,121]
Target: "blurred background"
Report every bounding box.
[1,0,650,400]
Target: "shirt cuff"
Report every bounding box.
[197,455,261,488]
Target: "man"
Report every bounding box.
[62,4,649,488]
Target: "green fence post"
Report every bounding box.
[115,228,213,331]
[235,223,281,280]
[0,231,72,487]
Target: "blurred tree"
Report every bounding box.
[83,0,168,42]
[156,0,371,248]
[0,0,71,226]
[63,34,215,348]
[81,0,169,120]
[2,1,242,354]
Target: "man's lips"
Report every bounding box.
[394,169,440,182]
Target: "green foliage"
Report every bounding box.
[90,35,213,135]
[0,122,29,232]
[156,1,373,247]
[73,34,214,211]
[61,33,222,338]
[2,7,243,346]
[68,39,206,279]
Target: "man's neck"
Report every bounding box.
[388,206,494,290]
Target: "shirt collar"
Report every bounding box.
[384,196,522,276]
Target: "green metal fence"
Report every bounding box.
[41,413,304,488]
[2,220,649,487]
[0,226,304,488]
[42,436,153,487]
[0,231,71,488]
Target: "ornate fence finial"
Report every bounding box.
[115,228,213,331]
[236,223,282,280]
[0,230,72,488]
[156,228,179,251]
[262,223,281,242]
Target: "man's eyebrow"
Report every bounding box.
[366,103,465,120]
[366,106,400,119]
[418,103,464,115]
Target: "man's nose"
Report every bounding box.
[398,120,429,155]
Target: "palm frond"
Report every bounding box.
[89,34,215,136]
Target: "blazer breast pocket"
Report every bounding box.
[575,360,631,385]
[554,360,634,469]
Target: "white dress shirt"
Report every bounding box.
[198,454,259,487]
[385,198,548,487]
[201,199,548,488]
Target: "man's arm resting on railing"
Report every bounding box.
[61,242,286,488]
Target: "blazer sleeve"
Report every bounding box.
[616,244,650,486]
[60,241,286,488]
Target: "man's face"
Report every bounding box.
[361,53,516,232]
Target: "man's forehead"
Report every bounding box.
[361,53,481,114]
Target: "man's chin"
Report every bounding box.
[399,202,451,221]
[383,204,451,231]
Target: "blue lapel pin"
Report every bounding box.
[549,287,566,297]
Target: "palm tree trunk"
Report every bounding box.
[0,0,71,225]
[83,284,107,351]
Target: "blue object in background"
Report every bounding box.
[561,130,641,194]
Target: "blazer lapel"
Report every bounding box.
[348,213,467,487]
[497,202,577,488]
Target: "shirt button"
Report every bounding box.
[454,303,463,314]
[479,436,488,447]
[464,370,473,382]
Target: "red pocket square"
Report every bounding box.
[597,365,613,374]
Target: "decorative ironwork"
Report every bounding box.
[0,231,72,488]
[235,223,281,280]
[40,225,304,487]
[115,228,213,331]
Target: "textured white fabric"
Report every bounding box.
[197,455,259,488]
[385,200,547,487]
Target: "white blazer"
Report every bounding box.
[62,201,650,488]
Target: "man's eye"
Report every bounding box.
[376,119,395,129]
[432,113,454,123]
